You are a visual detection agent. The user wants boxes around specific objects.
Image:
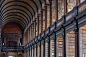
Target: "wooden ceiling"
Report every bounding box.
[1,0,47,29]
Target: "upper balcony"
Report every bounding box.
[2,46,24,52]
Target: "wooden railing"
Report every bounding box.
[2,33,22,38]
[24,0,86,49]
[2,46,24,52]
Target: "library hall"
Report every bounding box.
[0,0,86,57]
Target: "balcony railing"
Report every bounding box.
[2,33,22,38]
[24,1,86,49]
[2,46,24,52]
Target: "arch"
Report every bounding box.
[1,5,32,22]
[2,21,24,30]
[3,17,27,26]
[2,12,29,24]
[2,19,25,29]
[2,14,28,25]
[2,9,31,23]
[1,1,35,16]
[30,0,38,12]
[38,0,42,7]
[1,53,5,57]
[2,8,32,20]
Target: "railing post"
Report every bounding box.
[16,52,18,57]
[6,51,8,57]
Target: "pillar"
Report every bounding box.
[56,0,58,21]
[0,1,1,53]
[63,29,66,57]
[18,38,20,46]
[4,37,6,45]
[16,52,18,57]
[75,18,79,57]
[6,52,8,57]
[64,0,67,15]
[75,28,79,57]
[41,11,43,32]
[50,0,52,26]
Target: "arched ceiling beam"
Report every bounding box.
[2,10,30,20]
[3,19,25,28]
[1,5,32,22]
[38,0,42,8]
[30,0,38,13]
[33,0,42,11]
[2,9,31,23]
[2,21,25,29]
[2,8,32,21]
[3,16,27,26]
[3,17,26,27]
[2,21,24,30]
[1,1,35,16]
[1,5,33,20]
[1,0,44,30]
[2,12,30,24]
[2,14,28,25]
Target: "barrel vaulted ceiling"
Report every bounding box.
[0,0,48,29]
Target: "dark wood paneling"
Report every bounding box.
[2,22,23,34]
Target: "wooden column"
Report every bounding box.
[33,45,34,57]
[64,0,67,15]
[33,23,34,39]
[30,26,31,41]
[28,28,30,42]
[45,6,47,29]
[31,26,32,41]
[48,38,50,57]
[33,22,35,39]
[31,46,32,57]
[38,16,39,35]
[31,24,32,40]
[25,32,27,44]
[4,37,6,45]
[16,52,18,57]
[28,29,29,43]
[50,1,52,26]
[75,20,79,57]
[36,44,37,57]
[25,33,26,45]
[24,33,25,45]
[0,8,2,54]
[41,11,43,33]
[31,25,32,41]
[63,29,66,57]
[32,24,34,40]
[35,20,36,37]
[29,47,30,57]
[18,38,20,46]
[6,52,8,57]
[75,28,79,57]
[40,42,41,57]
[56,0,58,21]
[29,27,31,41]
[27,29,28,43]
